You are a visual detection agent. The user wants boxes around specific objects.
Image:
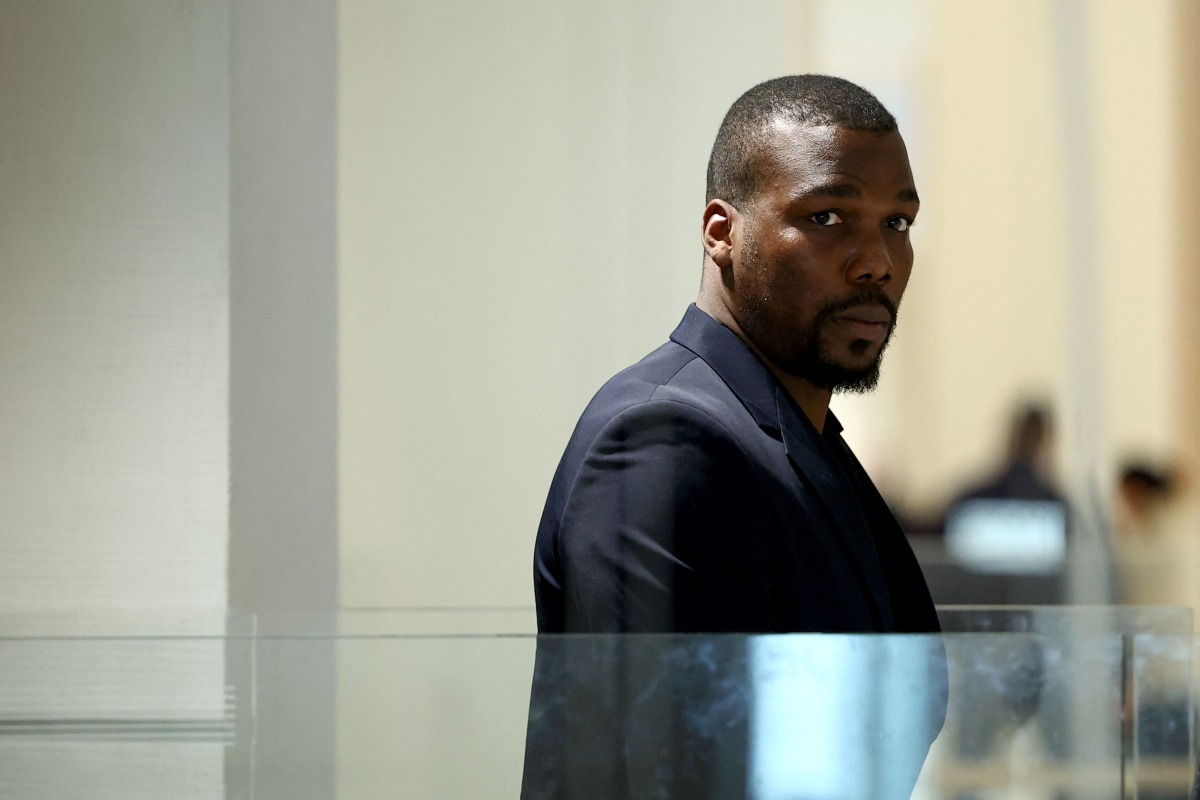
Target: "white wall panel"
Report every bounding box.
[0,0,229,608]
[338,0,790,610]
[0,3,229,798]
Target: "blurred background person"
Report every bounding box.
[948,403,1063,508]
[1115,461,1177,539]
[1112,458,1200,614]
[914,402,1074,605]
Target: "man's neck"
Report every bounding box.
[695,296,832,432]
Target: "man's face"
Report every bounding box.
[729,122,918,393]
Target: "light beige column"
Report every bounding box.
[1173,0,1200,487]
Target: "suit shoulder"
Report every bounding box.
[580,342,741,427]
[585,341,703,408]
[546,344,755,508]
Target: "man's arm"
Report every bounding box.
[556,399,774,633]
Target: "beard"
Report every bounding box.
[740,289,900,394]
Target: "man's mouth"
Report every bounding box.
[831,305,892,339]
[836,305,892,325]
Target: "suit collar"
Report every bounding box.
[669,304,895,629]
[669,305,843,442]
[669,304,779,431]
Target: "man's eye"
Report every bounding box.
[810,211,843,227]
[887,216,912,232]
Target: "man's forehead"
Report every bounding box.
[754,120,915,193]
[761,119,842,160]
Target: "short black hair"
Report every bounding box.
[706,75,897,207]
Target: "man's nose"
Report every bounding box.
[846,232,894,284]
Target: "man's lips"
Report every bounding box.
[831,305,892,339]
[835,305,892,325]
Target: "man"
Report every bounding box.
[533,74,938,635]
[523,75,945,799]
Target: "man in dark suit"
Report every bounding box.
[533,75,938,636]
[523,75,943,799]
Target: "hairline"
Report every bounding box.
[720,120,904,210]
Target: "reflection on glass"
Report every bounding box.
[751,636,942,799]
[0,610,1195,798]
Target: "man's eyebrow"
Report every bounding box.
[795,182,860,201]
[791,183,921,204]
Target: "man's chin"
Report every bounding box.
[816,356,884,394]
[819,335,892,393]
[771,338,888,393]
[831,372,882,395]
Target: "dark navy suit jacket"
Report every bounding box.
[533,304,938,635]
[523,306,945,799]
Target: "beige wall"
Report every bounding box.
[1173,0,1200,487]
[879,0,1184,514]
[338,0,795,608]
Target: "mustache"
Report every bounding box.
[816,290,899,324]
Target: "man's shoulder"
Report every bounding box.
[577,339,745,433]
[591,339,706,399]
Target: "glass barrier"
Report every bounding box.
[0,607,1195,799]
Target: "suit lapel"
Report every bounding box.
[775,392,895,629]
[670,305,896,629]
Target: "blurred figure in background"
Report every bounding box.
[942,403,1068,576]
[917,403,1071,605]
[1115,461,1177,539]
[953,403,1062,506]
[1112,458,1199,613]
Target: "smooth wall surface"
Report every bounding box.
[338,0,791,608]
[0,0,229,610]
[0,3,230,798]
[909,0,1181,510]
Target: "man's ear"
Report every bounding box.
[702,199,738,269]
